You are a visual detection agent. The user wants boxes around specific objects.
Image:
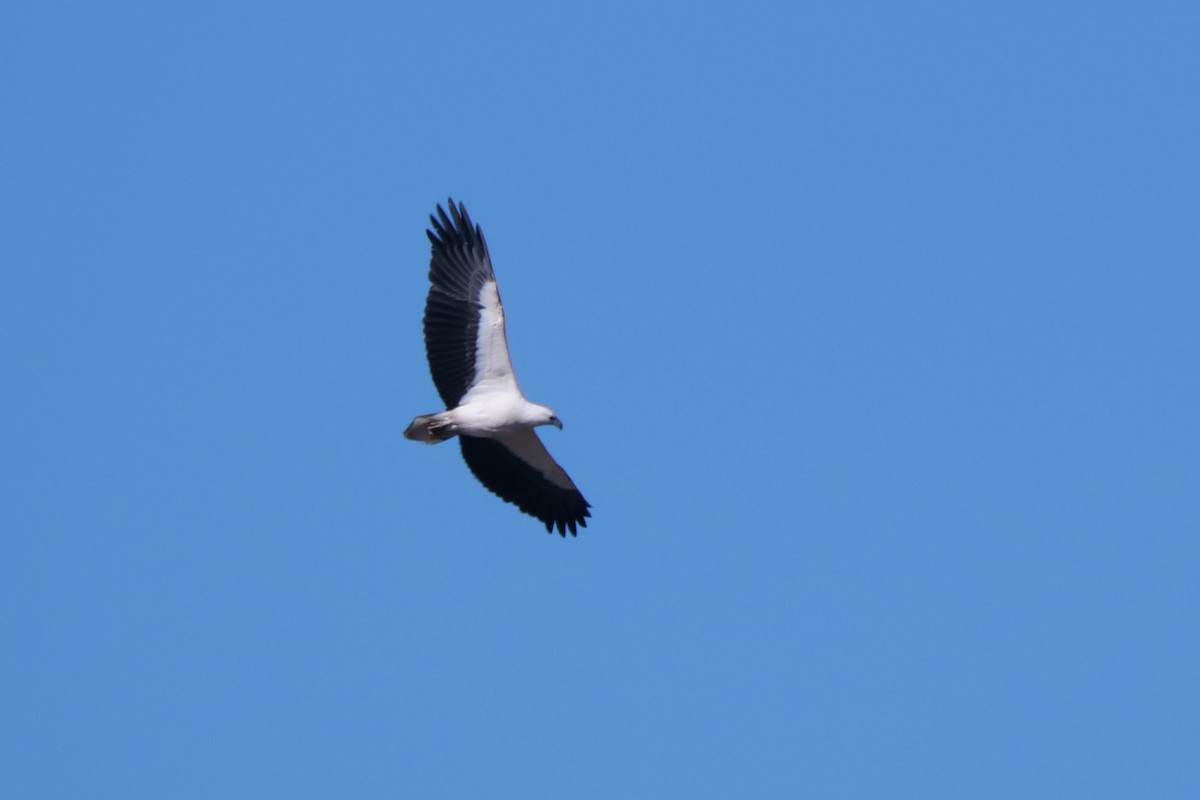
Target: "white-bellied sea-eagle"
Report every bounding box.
[404,199,591,536]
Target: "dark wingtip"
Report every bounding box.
[428,198,484,249]
[427,201,451,242]
[543,518,580,537]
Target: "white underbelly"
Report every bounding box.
[449,398,525,436]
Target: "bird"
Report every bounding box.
[404,199,591,536]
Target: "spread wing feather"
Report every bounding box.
[423,200,511,407]
[459,432,591,536]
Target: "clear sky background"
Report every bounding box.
[2,2,1198,797]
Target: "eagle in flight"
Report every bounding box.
[404,199,591,536]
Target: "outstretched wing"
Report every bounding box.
[423,199,518,408]
[458,431,591,536]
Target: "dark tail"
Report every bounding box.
[404,414,456,444]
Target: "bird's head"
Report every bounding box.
[529,404,563,430]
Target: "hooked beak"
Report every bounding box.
[551,416,563,430]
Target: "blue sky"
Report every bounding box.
[2,1,1198,797]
